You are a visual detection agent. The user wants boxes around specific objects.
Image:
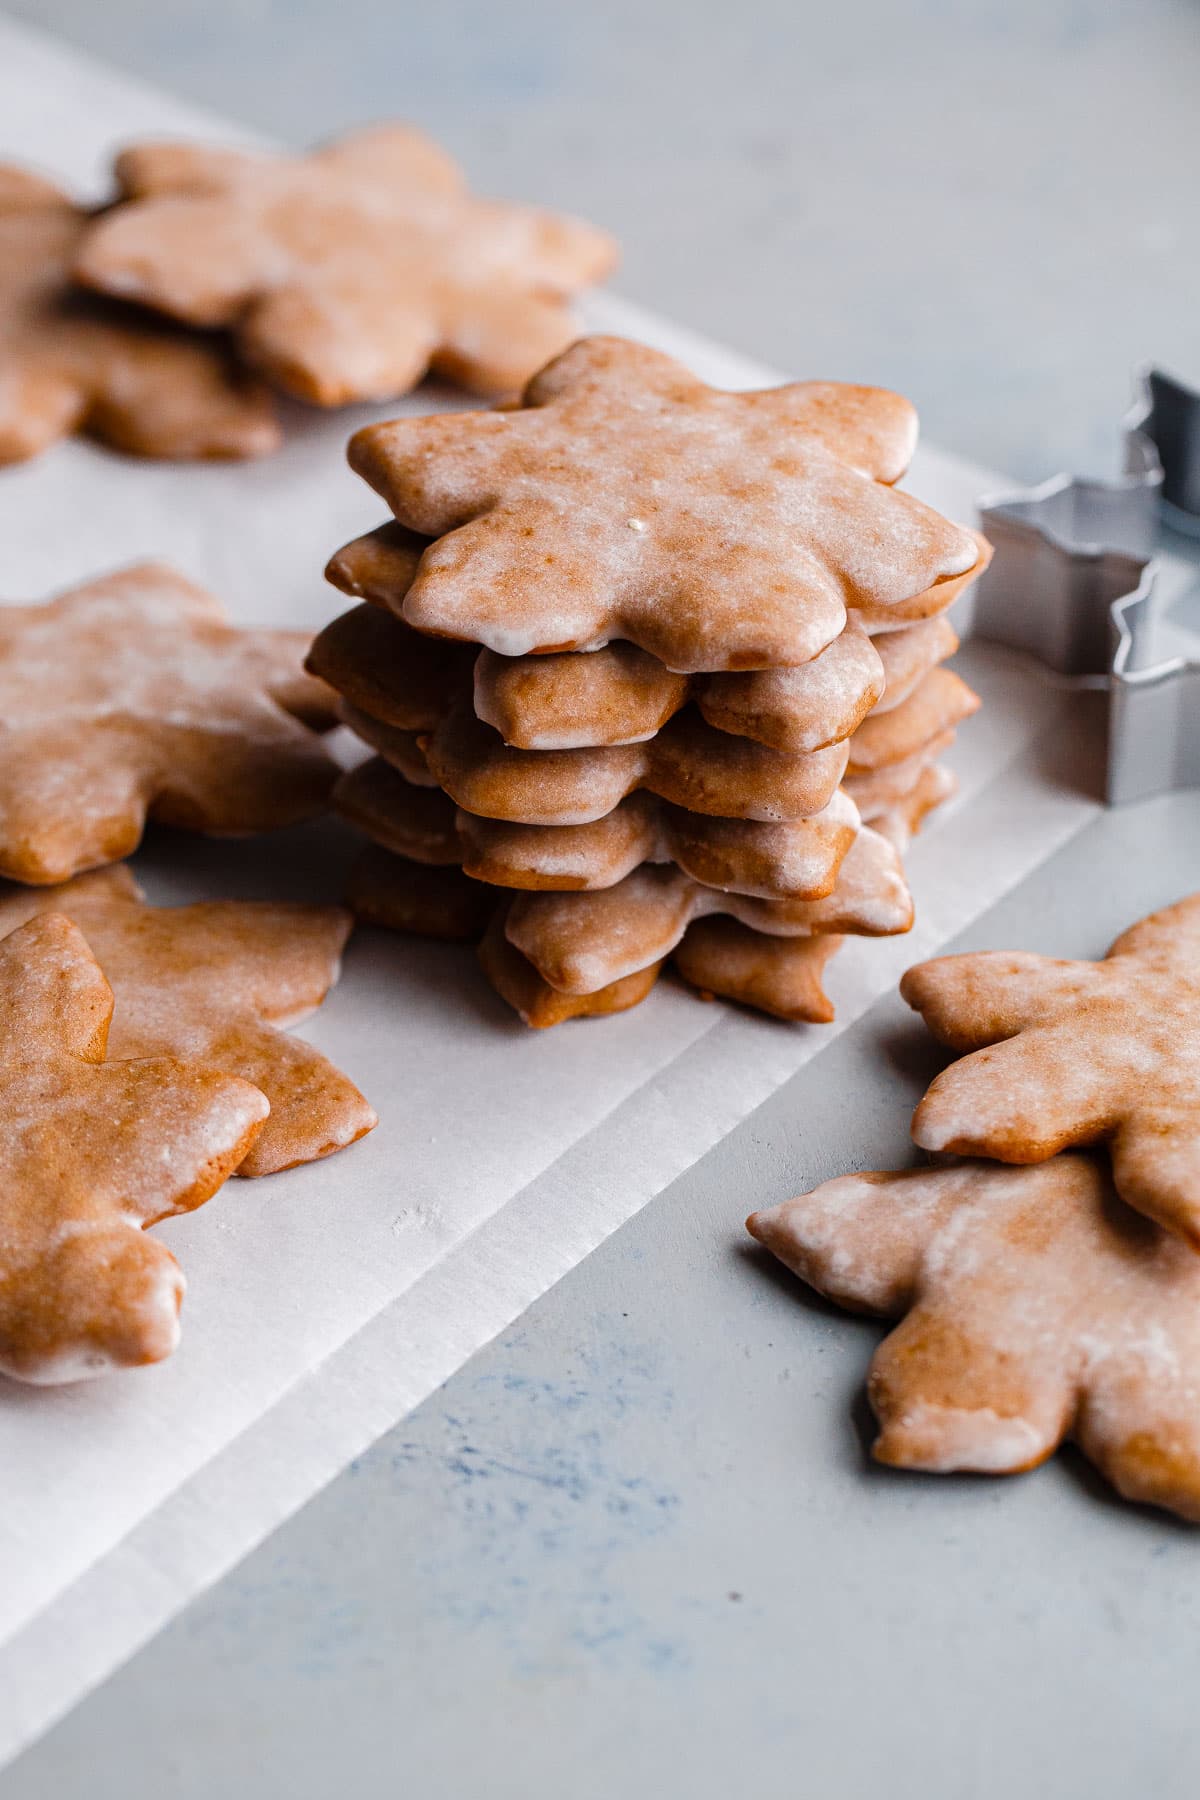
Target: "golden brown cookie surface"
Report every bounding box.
[901,891,1200,1243]
[870,761,958,851]
[306,602,472,733]
[748,1155,1200,1522]
[76,126,616,405]
[0,562,339,884]
[421,701,850,826]
[347,337,981,669]
[346,844,494,941]
[674,920,842,1023]
[478,913,661,1028]
[0,868,375,1177]
[505,824,912,994]
[844,668,979,774]
[0,164,278,465]
[0,912,268,1384]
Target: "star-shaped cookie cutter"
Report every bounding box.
[971,366,1200,805]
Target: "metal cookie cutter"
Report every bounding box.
[970,366,1200,805]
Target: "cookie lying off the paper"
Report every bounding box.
[0,913,268,1384]
[748,1155,1200,1523]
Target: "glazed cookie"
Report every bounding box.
[505,825,912,995]
[870,762,958,852]
[343,848,851,1027]
[346,337,982,669]
[901,890,1200,1243]
[849,530,993,631]
[323,557,887,753]
[0,164,279,464]
[347,844,495,941]
[870,614,960,714]
[0,561,339,883]
[0,867,375,1177]
[0,912,268,1383]
[337,704,439,788]
[748,1155,1200,1523]
[305,602,472,734]
[76,125,617,405]
[844,668,979,775]
[674,920,843,1023]
[843,735,957,820]
[478,912,662,1028]
[420,701,850,826]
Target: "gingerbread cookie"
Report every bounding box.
[674,921,842,1023]
[76,126,617,405]
[325,551,887,753]
[323,519,427,608]
[848,529,993,631]
[337,704,439,788]
[0,562,339,884]
[505,825,912,995]
[478,912,662,1028]
[0,164,279,465]
[870,762,958,852]
[342,845,852,1027]
[347,844,494,941]
[420,702,849,826]
[901,890,1200,1243]
[0,912,268,1383]
[459,790,861,900]
[843,736,956,821]
[305,602,472,734]
[870,614,959,714]
[0,867,375,1177]
[748,1155,1200,1522]
[844,668,979,774]
[338,756,862,899]
[483,903,844,1028]
[336,760,461,865]
[690,623,885,756]
[346,337,982,668]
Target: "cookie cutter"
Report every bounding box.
[971,366,1200,805]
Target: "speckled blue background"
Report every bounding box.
[3,7,1200,1795]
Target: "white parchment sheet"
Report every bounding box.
[0,16,1106,1767]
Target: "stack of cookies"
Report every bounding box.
[308,336,989,1027]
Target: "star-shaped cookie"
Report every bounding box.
[74,126,617,405]
[0,164,279,464]
[505,824,912,995]
[900,892,1200,1242]
[748,1155,1200,1522]
[0,866,375,1176]
[345,336,982,669]
[0,911,269,1383]
[0,561,339,884]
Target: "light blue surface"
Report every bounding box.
[3,6,1200,1794]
